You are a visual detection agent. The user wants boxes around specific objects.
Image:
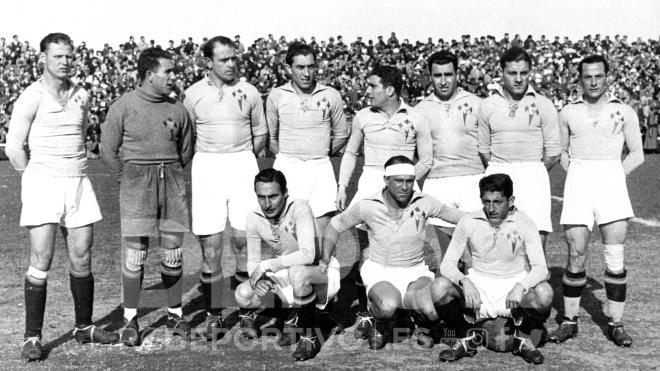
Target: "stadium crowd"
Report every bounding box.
[0,32,659,149]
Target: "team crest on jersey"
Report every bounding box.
[457,102,473,125]
[316,97,331,120]
[442,103,452,113]
[610,110,625,134]
[232,89,248,112]
[411,206,426,231]
[506,230,522,254]
[524,103,539,126]
[283,218,296,238]
[385,118,415,140]
[162,118,180,141]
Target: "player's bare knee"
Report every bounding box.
[288,266,311,294]
[235,282,255,307]
[532,282,553,310]
[430,277,454,303]
[371,295,399,319]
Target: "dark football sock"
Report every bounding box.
[201,272,223,316]
[122,268,143,309]
[70,273,94,328]
[25,278,47,338]
[161,264,183,309]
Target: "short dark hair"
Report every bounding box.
[369,65,403,96]
[285,42,316,65]
[40,33,73,53]
[427,50,458,74]
[202,36,236,59]
[578,54,609,77]
[137,48,172,82]
[254,168,287,192]
[384,155,414,169]
[479,173,513,198]
[499,47,532,69]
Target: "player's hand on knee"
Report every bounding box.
[336,188,348,211]
[318,260,328,275]
[461,278,482,310]
[505,283,525,309]
[249,266,266,289]
[255,280,274,297]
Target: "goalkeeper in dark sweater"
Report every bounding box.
[100,48,194,346]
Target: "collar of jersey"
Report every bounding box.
[422,88,473,105]
[279,81,328,95]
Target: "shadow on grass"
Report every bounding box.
[548,266,609,337]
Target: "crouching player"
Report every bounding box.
[320,156,464,350]
[435,173,553,364]
[235,168,340,361]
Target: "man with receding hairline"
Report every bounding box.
[183,35,267,340]
[7,32,118,362]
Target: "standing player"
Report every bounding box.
[335,65,433,335]
[323,156,462,350]
[183,36,267,340]
[6,32,118,361]
[266,42,349,234]
[100,48,194,346]
[548,55,643,347]
[477,47,560,246]
[235,168,341,361]
[414,50,484,257]
[436,173,552,364]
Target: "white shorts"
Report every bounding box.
[485,162,552,232]
[191,151,259,234]
[20,170,102,228]
[467,269,528,321]
[560,160,634,230]
[423,173,484,227]
[274,154,337,217]
[360,259,435,309]
[267,257,341,309]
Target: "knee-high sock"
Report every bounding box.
[122,267,143,313]
[562,270,586,319]
[294,291,317,336]
[161,264,183,310]
[604,269,627,322]
[70,273,94,328]
[201,271,223,316]
[25,278,47,338]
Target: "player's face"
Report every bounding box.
[580,62,608,103]
[208,43,237,84]
[430,62,458,101]
[366,75,389,109]
[385,174,415,206]
[255,181,288,220]
[149,58,176,97]
[288,54,317,92]
[502,60,530,98]
[41,42,74,80]
[481,191,512,226]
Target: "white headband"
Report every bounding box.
[384,163,415,177]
